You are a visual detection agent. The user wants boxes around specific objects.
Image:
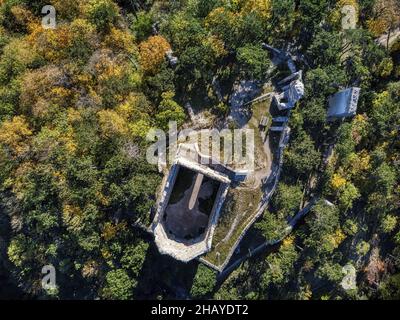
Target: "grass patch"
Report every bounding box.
[248,98,272,170]
[202,187,263,267]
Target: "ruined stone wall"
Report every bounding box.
[152,143,232,262]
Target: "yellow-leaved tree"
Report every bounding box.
[240,0,272,19]
[98,109,129,138]
[0,116,32,157]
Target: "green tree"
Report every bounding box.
[86,0,119,31]
[335,123,356,166]
[372,163,396,196]
[237,44,270,80]
[316,261,343,283]
[284,131,320,179]
[155,91,186,130]
[272,183,303,218]
[379,273,400,300]
[356,241,371,256]
[269,0,296,38]
[304,201,342,256]
[131,11,153,42]
[121,241,149,277]
[370,82,400,140]
[307,30,342,67]
[380,215,398,234]
[338,182,360,211]
[256,211,289,241]
[261,240,298,291]
[102,269,136,300]
[190,264,217,298]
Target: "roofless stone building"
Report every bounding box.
[151,144,231,262]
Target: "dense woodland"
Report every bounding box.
[0,0,399,300]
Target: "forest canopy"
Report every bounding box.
[0,0,399,301]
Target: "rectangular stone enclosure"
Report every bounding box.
[163,166,222,241]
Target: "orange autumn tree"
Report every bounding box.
[139,35,171,75]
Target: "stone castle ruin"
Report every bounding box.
[151,144,231,262]
[151,43,305,269]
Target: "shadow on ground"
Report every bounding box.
[134,241,199,300]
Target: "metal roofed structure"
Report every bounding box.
[327,87,361,121]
